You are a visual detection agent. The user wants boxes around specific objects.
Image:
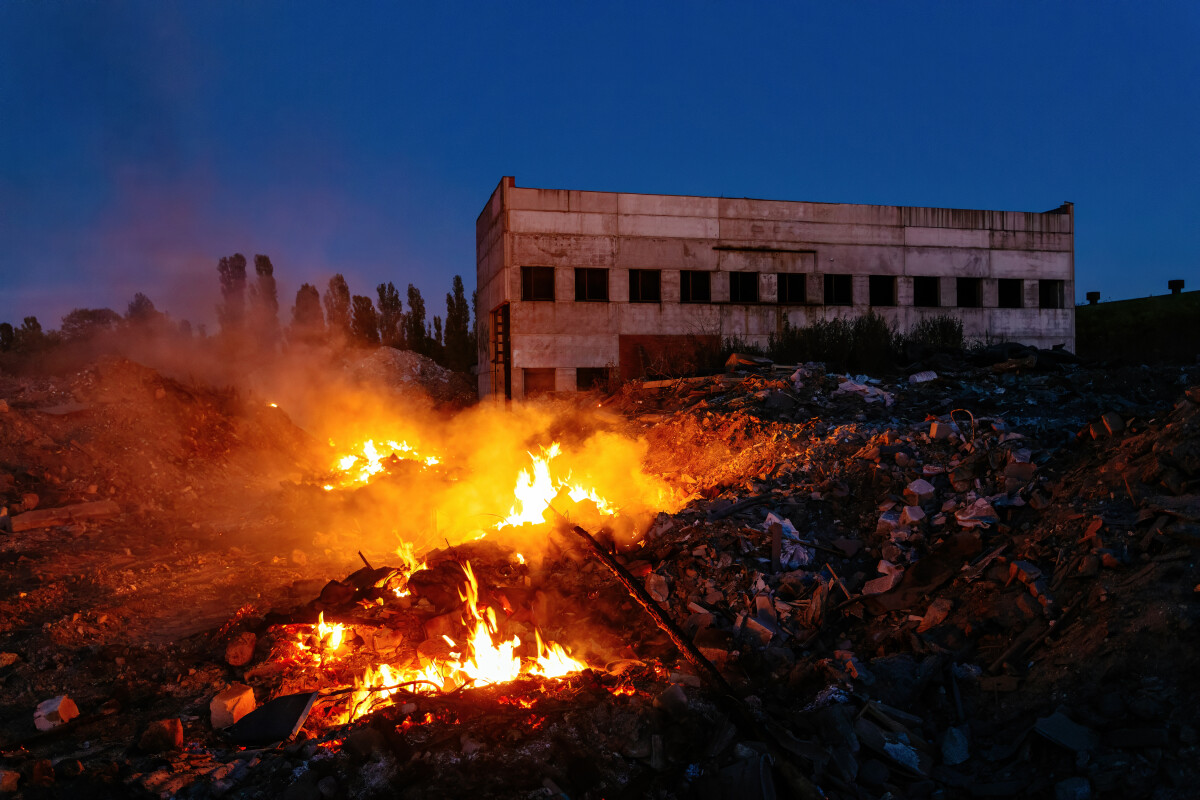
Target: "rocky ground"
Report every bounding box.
[1,351,1198,799]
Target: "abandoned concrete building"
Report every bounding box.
[476,176,1075,400]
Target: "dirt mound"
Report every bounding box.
[349,347,475,406]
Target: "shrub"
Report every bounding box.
[906,314,964,351]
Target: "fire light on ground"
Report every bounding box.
[286,558,587,725]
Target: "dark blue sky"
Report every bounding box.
[2,2,1197,330]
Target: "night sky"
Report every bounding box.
[2,2,1197,331]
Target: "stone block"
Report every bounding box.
[211,684,256,729]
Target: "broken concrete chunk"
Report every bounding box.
[34,695,79,731]
[1101,412,1125,436]
[645,573,669,604]
[0,769,18,792]
[694,627,733,666]
[941,725,969,765]
[225,631,257,667]
[900,506,926,525]
[1004,462,1037,483]
[1034,710,1099,753]
[930,421,956,440]
[904,479,936,505]
[909,371,937,384]
[862,561,904,595]
[917,598,953,632]
[876,509,903,533]
[1008,560,1043,586]
[741,616,775,646]
[211,684,257,729]
[139,718,184,753]
[654,683,689,717]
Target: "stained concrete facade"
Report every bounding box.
[477,177,1074,400]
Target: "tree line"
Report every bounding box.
[0,254,478,375]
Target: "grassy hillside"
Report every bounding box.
[1076,290,1200,363]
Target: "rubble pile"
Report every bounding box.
[1,353,1198,798]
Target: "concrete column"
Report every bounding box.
[1023,280,1040,310]
[555,267,573,303]
[662,270,681,304]
[851,276,869,309]
[940,278,956,308]
[611,268,629,302]
[807,273,824,305]
[982,279,999,309]
[711,270,730,303]
[556,367,576,392]
[896,276,914,307]
[760,273,777,304]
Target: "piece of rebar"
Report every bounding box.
[569,521,822,799]
[569,525,734,695]
[358,551,374,570]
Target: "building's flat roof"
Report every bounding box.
[502,176,1072,218]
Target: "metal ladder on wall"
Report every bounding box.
[490,304,511,400]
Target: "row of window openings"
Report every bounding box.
[521,267,1066,309]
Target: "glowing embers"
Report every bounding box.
[499,444,618,528]
[284,559,586,726]
[293,612,346,663]
[327,438,440,489]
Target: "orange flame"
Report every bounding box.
[289,560,586,724]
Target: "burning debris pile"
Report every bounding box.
[1,353,1199,799]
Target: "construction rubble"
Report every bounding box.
[1,353,1199,799]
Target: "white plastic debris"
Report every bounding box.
[762,512,799,539]
[34,695,79,731]
[780,540,814,568]
[955,498,999,529]
[908,370,938,383]
[833,377,894,407]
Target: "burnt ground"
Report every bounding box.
[1,353,1199,799]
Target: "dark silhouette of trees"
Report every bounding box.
[126,293,161,324]
[404,284,428,356]
[428,315,445,364]
[0,323,13,352]
[216,254,248,332]
[351,295,380,345]
[250,255,280,346]
[290,283,325,344]
[376,282,404,348]
[323,274,351,340]
[11,317,50,352]
[60,308,122,340]
[444,275,473,373]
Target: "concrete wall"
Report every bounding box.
[477,177,1075,399]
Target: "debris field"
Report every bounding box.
[2,351,1199,800]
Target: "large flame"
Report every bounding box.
[290,559,586,725]
[499,445,618,528]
